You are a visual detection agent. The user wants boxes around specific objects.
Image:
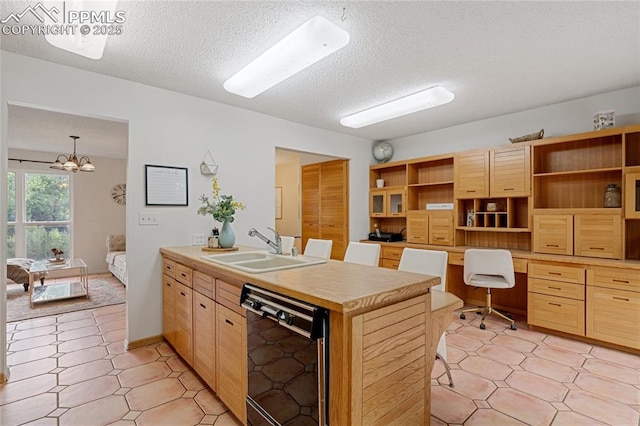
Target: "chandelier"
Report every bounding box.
[50,136,95,173]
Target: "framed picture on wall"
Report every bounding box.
[145,164,189,206]
[275,187,282,219]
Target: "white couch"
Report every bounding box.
[106,234,127,286]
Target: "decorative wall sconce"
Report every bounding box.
[200,151,218,176]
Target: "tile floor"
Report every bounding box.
[2,277,639,425]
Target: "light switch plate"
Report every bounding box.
[192,233,206,245]
[139,213,158,226]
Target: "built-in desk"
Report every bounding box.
[363,240,640,353]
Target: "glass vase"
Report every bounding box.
[218,221,235,248]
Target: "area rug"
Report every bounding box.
[6,278,126,323]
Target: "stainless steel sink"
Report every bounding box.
[201,250,327,273]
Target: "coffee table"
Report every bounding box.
[28,259,89,307]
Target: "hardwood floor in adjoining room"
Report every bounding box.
[2,281,639,425]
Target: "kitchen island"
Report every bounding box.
[160,245,451,425]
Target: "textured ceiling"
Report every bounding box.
[2,1,639,150]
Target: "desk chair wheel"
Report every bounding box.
[460,313,466,320]
[479,323,486,330]
[510,324,517,330]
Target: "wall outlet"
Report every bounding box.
[192,233,206,245]
[139,212,158,226]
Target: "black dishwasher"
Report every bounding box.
[241,284,329,425]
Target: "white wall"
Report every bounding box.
[0,51,372,368]
[389,86,640,159]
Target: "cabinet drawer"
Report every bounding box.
[574,214,622,259]
[533,214,573,255]
[528,292,585,336]
[586,286,640,349]
[216,279,244,316]
[163,259,176,278]
[528,278,584,300]
[448,252,465,266]
[512,258,528,274]
[194,271,215,300]
[381,259,399,269]
[381,246,404,260]
[529,262,585,284]
[175,263,193,288]
[587,266,640,292]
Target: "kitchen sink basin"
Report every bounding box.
[201,250,327,273]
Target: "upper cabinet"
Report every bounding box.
[490,146,531,197]
[455,151,490,199]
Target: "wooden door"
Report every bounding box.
[533,214,574,255]
[174,282,193,364]
[455,151,490,198]
[301,164,320,249]
[193,291,216,390]
[490,145,531,197]
[302,159,349,260]
[320,160,349,260]
[574,214,622,259]
[407,210,428,244]
[162,275,176,346]
[216,304,247,423]
[428,211,454,246]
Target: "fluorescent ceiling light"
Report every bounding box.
[340,86,455,128]
[224,15,350,98]
[44,0,119,60]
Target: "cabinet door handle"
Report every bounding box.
[548,272,562,276]
[613,279,630,284]
[548,302,562,307]
[548,286,562,291]
[225,319,234,326]
[503,188,515,191]
[181,273,187,277]
[545,244,559,248]
[180,292,186,297]
[200,303,206,309]
[589,247,605,251]
[466,190,476,193]
[166,283,171,287]
[612,297,630,302]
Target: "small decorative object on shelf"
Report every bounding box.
[509,129,544,143]
[50,248,64,262]
[208,227,219,248]
[486,202,498,212]
[593,110,615,130]
[603,183,622,208]
[466,209,475,226]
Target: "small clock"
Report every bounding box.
[111,183,126,205]
[373,141,393,163]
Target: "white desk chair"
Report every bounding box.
[460,248,517,330]
[398,248,454,387]
[303,238,333,259]
[343,242,380,266]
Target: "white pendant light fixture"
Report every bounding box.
[44,0,119,60]
[50,136,95,173]
[224,15,350,98]
[340,86,455,128]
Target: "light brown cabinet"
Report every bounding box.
[533,212,622,259]
[490,146,531,197]
[162,258,193,363]
[380,245,403,269]
[533,214,573,255]
[586,266,640,350]
[216,304,247,424]
[455,150,490,199]
[527,261,585,336]
[302,159,349,259]
[193,290,216,390]
[406,210,454,246]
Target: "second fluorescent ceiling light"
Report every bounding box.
[340,86,455,128]
[224,16,350,98]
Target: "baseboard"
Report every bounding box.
[125,335,165,350]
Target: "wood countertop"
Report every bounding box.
[160,246,439,314]
[364,240,640,270]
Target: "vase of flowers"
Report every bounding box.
[51,248,64,261]
[197,178,245,248]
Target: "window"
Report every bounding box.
[7,170,72,260]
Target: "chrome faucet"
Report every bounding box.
[248,227,282,254]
